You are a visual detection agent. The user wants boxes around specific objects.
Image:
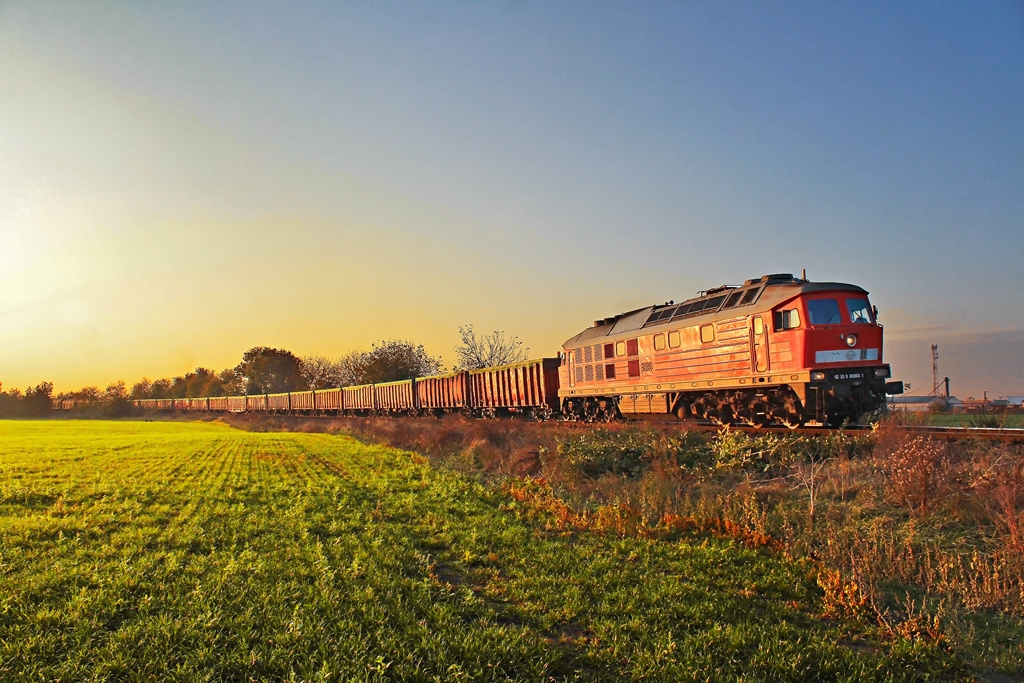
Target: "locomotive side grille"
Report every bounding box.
[585,365,594,382]
[575,367,584,384]
[641,361,654,373]
[596,364,605,381]
[584,346,593,363]
[593,344,603,361]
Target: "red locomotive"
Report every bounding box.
[559,273,902,426]
[127,273,901,426]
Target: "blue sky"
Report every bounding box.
[2,1,1022,398]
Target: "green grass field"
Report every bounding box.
[0,421,960,681]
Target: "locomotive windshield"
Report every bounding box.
[846,298,873,324]
[807,299,842,325]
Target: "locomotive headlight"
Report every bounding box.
[844,334,857,347]
[874,367,891,378]
[810,371,826,381]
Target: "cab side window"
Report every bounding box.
[774,309,801,331]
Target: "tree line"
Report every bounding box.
[0,326,527,415]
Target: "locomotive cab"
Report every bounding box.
[772,288,894,424]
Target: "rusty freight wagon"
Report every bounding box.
[288,390,316,412]
[374,380,416,413]
[208,396,229,412]
[468,358,560,418]
[416,371,469,414]
[245,394,268,412]
[267,392,290,412]
[343,384,375,414]
[315,388,342,413]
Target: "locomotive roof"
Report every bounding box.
[563,274,868,348]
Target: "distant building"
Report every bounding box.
[1008,396,1024,407]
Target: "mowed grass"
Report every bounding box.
[0,421,959,681]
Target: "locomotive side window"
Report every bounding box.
[704,294,726,311]
[668,331,681,348]
[616,341,626,356]
[846,298,873,324]
[700,324,715,344]
[671,303,692,319]
[723,290,743,309]
[654,333,666,351]
[627,339,639,356]
[774,309,801,331]
[807,298,842,325]
[604,343,615,359]
[605,363,616,379]
[628,359,640,378]
[753,317,764,335]
[739,288,760,305]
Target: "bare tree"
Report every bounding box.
[300,355,344,389]
[337,350,370,387]
[453,324,527,371]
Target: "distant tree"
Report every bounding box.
[22,382,54,416]
[103,381,127,401]
[236,347,305,395]
[453,325,528,371]
[360,340,443,384]
[130,378,152,400]
[0,382,17,417]
[66,386,102,402]
[336,351,370,387]
[185,368,219,397]
[218,368,245,396]
[300,355,345,390]
[150,378,172,399]
[170,375,189,399]
[104,381,133,416]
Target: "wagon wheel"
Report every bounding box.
[778,416,803,430]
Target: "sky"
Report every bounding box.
[1,1,1022,400]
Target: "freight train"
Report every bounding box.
[128,274,903,427]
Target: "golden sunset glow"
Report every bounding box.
[2,2,1022,398]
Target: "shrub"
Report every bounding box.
[875,436,956,517]
[556,428,662,479]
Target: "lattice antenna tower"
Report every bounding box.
[931,344,940,396]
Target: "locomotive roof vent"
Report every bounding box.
[744,273,797,286]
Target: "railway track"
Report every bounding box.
[678,421,1024,442]
[222,410,1024,443]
